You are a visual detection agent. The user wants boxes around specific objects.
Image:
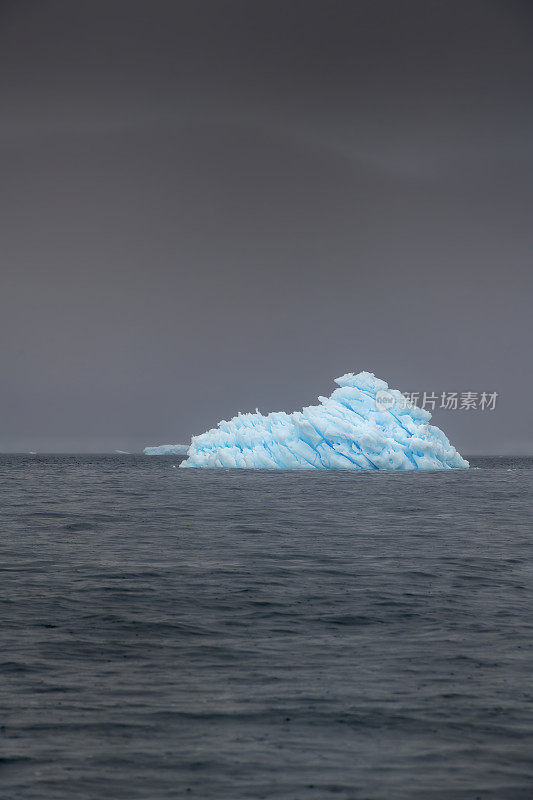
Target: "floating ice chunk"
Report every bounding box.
[144,444,190,455]
[180,372,469,470]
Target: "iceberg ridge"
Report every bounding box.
[180,371,469,470]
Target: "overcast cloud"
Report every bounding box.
[1,0,532,453]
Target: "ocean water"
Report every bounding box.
[1,455,532,800]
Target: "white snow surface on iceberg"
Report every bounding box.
[144,444,189,455]
[180,372,469,470]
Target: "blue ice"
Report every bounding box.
[144,444,190,455]
[180,372,469,470]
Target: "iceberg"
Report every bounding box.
[144,444,190,455]
[180,371,469,470]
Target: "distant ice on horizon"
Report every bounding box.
[180,371,469,471]
[144,444,189,455]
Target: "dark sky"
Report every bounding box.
[1,0,531,453]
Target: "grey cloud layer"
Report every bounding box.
[1,1,531,452]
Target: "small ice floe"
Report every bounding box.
[144,444,189,455]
